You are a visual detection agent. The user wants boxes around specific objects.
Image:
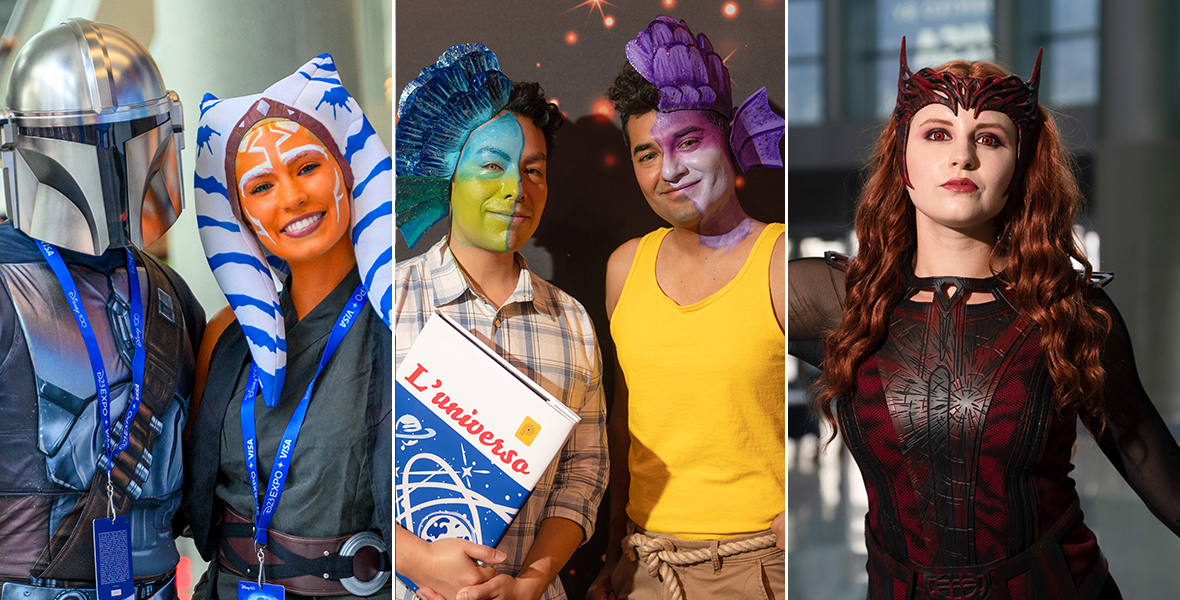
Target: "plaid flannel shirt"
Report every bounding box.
[394,238,608,600]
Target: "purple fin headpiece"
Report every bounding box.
[894,37,1043,190]
[395,44,511,247]
[626,16,784,171]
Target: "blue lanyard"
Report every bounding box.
[36,242,145,490]
[240,282,367,546]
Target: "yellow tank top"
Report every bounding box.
[612,223,785,539]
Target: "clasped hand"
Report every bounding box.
[412,538,505,600]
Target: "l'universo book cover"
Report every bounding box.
[394,312,580,592]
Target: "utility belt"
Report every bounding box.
[866,501,1109,600]
[218,506,391,597]
[0,572,174,600]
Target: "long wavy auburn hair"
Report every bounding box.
[816,59,1111,440]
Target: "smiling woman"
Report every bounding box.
[184,54,393,600]
[234,118,355,289]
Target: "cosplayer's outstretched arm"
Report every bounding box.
[787,256,847,368]
[1083,289,1180,535]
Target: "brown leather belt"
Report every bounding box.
[217,506,391,596]
[865,501,1110,600]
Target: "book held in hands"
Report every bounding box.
[394,312,580,591]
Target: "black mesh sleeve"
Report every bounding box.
[788,257,847,368]
[1083,288,1180,536]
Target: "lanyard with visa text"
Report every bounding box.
[240,282,367,574]
[37,241,145,516]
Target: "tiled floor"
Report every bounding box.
[787,424,1180,599]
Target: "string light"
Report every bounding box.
[592,98,615,120]
[566,0,615,27]
[722,1,739,18]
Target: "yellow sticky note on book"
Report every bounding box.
[516,417,542,446]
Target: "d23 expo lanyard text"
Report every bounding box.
[37,241,145,519]
[240,283,367,585]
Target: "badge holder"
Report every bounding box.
[94,478,134,600]
[238,547,285,600]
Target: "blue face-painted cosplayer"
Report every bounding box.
[0,18,203,595]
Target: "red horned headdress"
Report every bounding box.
[894,37,1043,190]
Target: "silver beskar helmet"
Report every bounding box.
[1,18,184,255]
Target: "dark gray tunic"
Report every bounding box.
[187,267,391,599]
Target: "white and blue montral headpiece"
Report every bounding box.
[195,54,392,407]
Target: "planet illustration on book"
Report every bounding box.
[419,511,476,542]
[396,415,437,449]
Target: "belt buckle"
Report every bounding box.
[925,572,989,600]
[339,531,391,596]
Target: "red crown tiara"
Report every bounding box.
[894,37,1043,190]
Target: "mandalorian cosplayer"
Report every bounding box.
[0,18,203,599]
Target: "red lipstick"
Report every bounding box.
[941,178,978,193]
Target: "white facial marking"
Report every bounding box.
[242,206,275,243]
[333,169,345,223]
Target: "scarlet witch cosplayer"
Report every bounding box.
[182,54,393,599]
[789,40,1180,600]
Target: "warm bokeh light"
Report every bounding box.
[663,0,676,7]
[567,0,614,21]
[536,62,541,67]
[604,15,615,28]
[735,174,746,189]
[592,98,616,120]
[723,1,739,18]
[550,97,561,107]
[603,153,617,167]
[565,31,578,44]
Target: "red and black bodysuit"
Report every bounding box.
[788,256,1180,600]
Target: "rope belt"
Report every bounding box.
[624,526,777,600]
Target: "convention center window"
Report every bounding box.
[1019,0,1100,107]
[841,0,995,120]
[789,0,824,125]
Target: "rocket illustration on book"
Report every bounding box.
[395,313,580,592]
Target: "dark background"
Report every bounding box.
[396,1,785,596]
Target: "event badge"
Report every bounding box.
[239,581,285,600]
[93,515,134,600]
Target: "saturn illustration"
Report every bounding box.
[395,414,437,449]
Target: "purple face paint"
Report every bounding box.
[643,110,754,249]
[699,217,755,250]
[649,110,737,218]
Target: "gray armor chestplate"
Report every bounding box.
[0,259,186,578]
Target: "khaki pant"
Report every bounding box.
[610,524,785,600]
